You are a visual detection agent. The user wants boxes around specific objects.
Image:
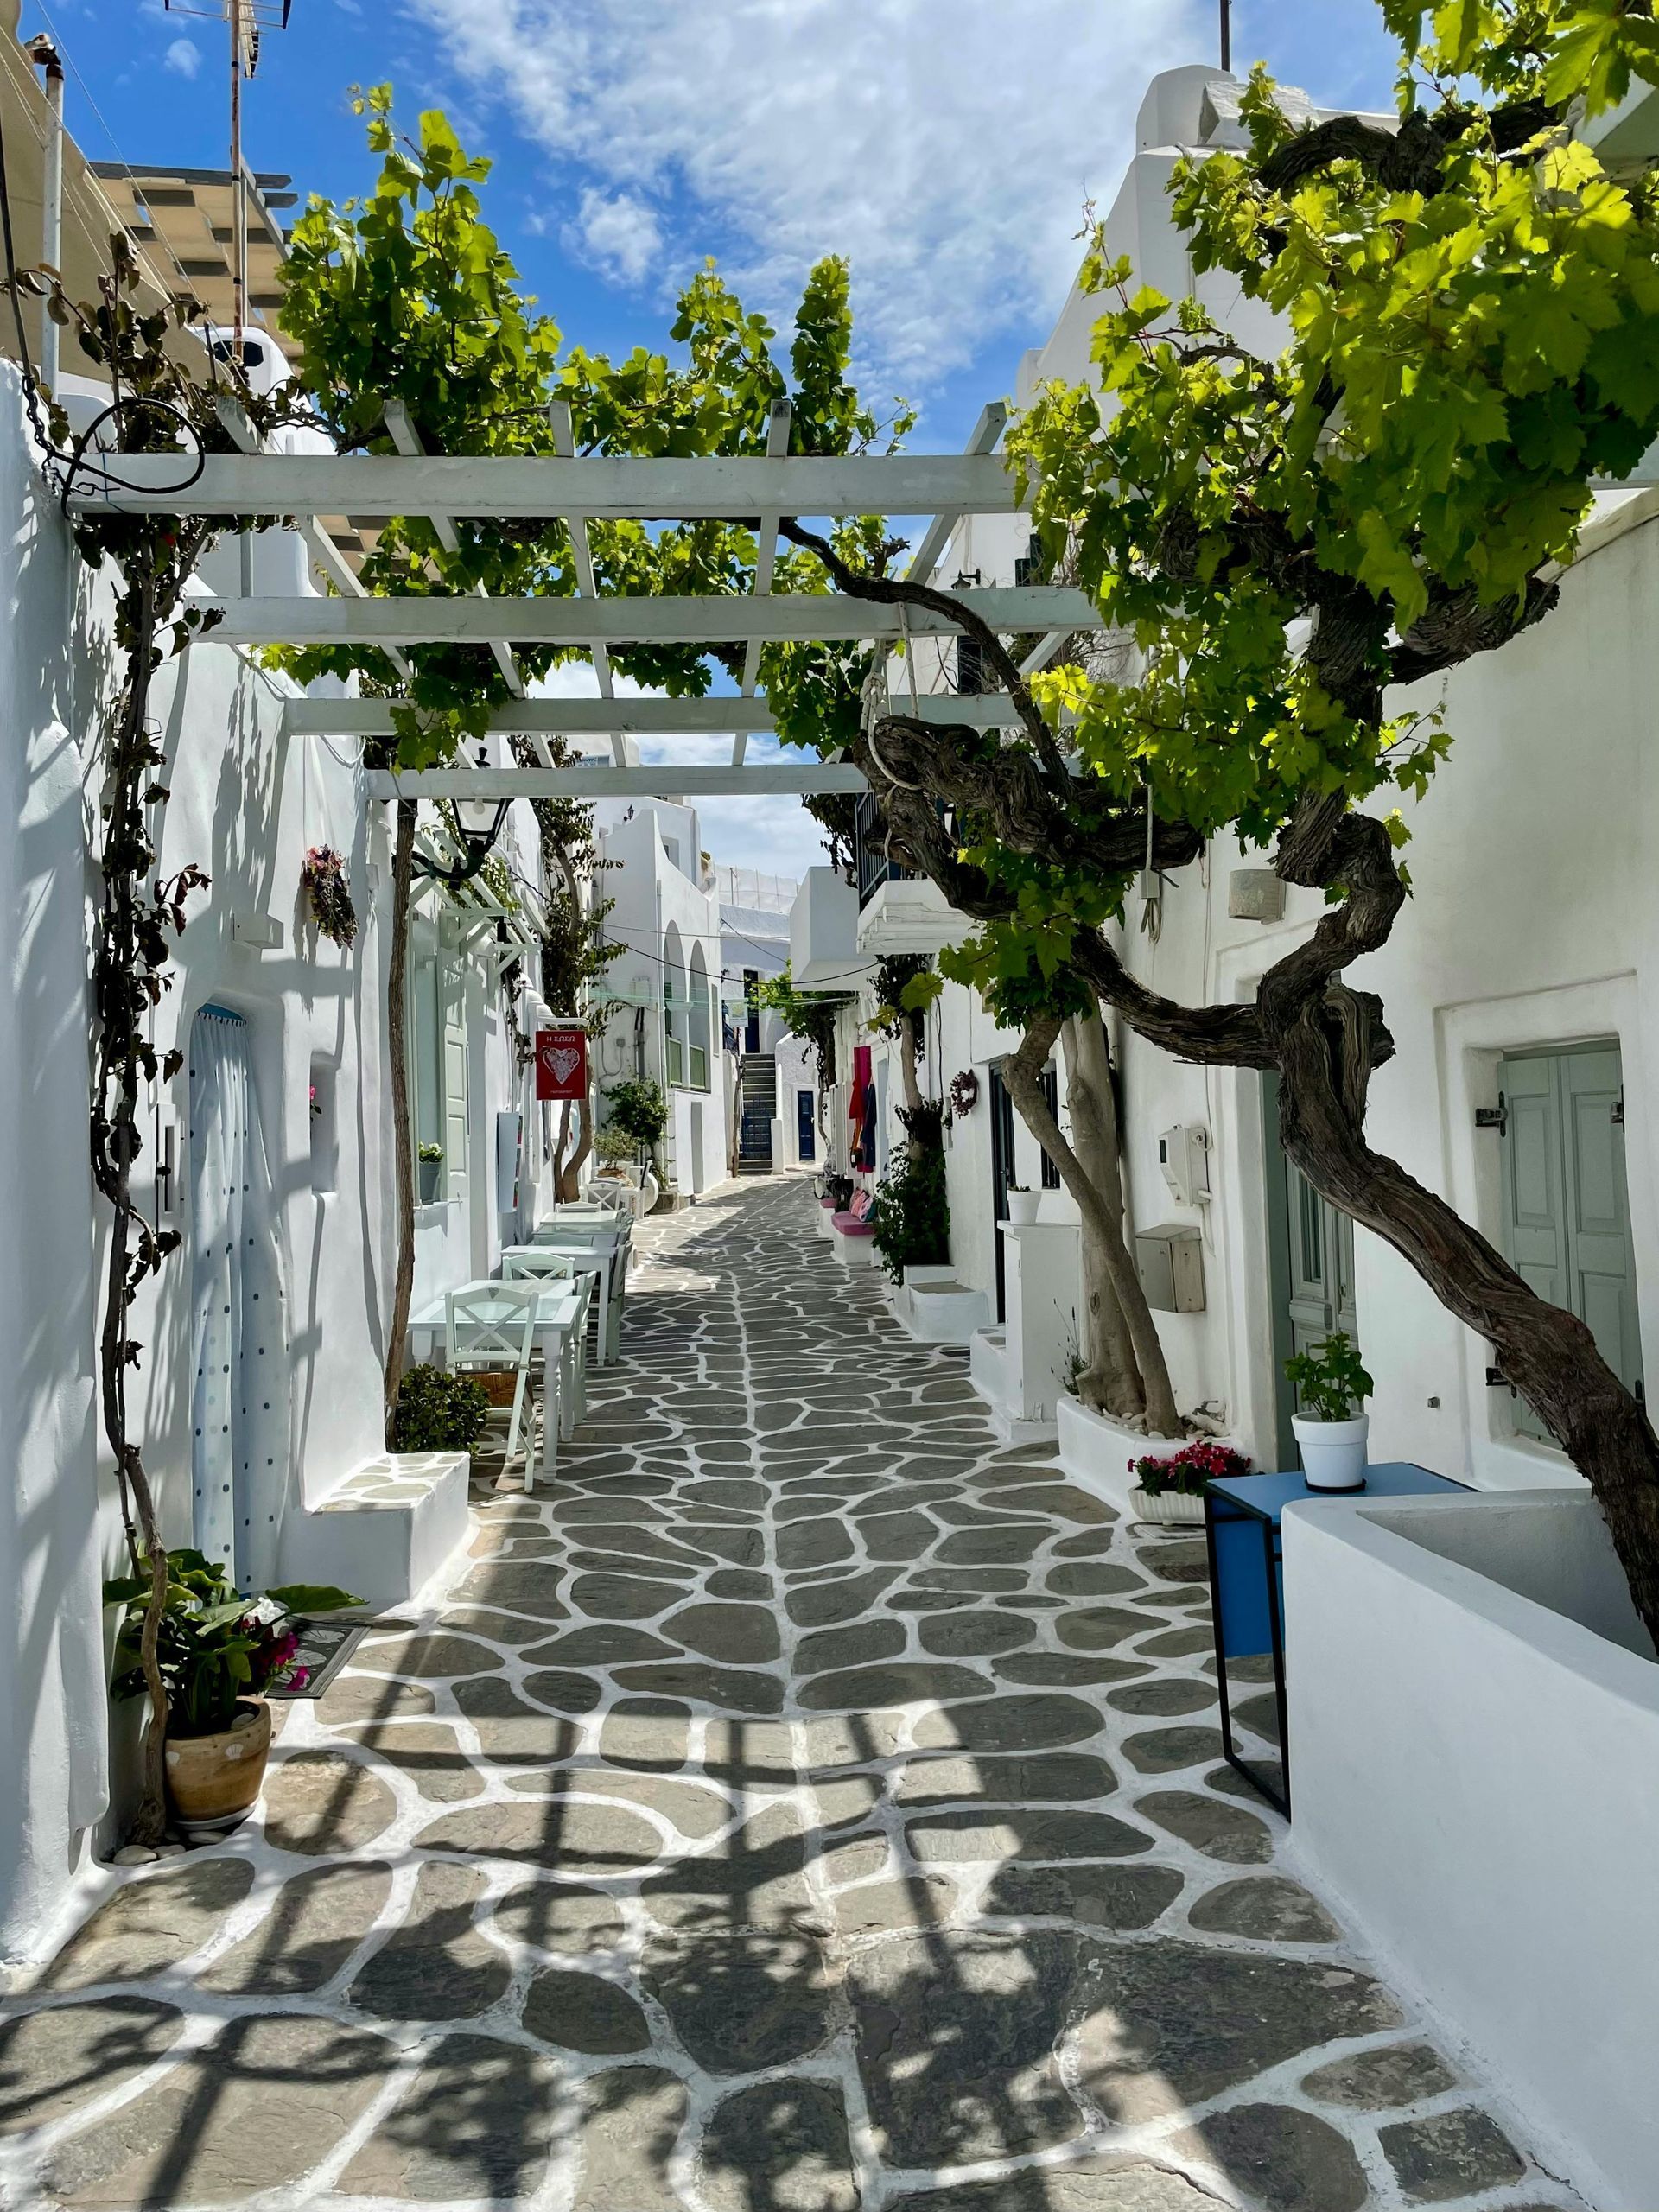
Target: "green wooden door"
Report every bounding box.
[1264,1071,1360,1468]
[1497,1045,1642,1440]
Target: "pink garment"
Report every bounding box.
[850,1045,873,1150]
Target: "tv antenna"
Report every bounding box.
[162,2,293,355]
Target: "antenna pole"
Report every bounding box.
[1220,0,1231,73]
[230,1,245,358]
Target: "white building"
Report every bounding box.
[796,60,1659,1495]
[591,799,731,1199]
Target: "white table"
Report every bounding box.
[408,1276,589,1482]
[531,1218,631,1360]
[501,1244,618,1365]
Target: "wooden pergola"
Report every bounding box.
[72,404,1091,799]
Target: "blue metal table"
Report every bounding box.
[1204,1464,1468,1817]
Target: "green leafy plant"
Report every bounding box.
[391,1363,491,1454]
[606,1077,668,1156]
[1284,1333,1375,1425]
[1132,1440,1251,1499]
[868,1104,950,1281]
[417,1142,444,1165]
[594,1124,639,1166]
[103,1554,360,1738]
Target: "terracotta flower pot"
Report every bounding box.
[164,1699,271,1837]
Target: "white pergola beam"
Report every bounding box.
[383,402,525,699]
[906,402,1007,588]
[547,398,622,762]
[281,691,1027,739]
[206,585,1091,649]
[734,397,792,768]
[365,763,868,800]
[210,397,416,683]
[67,452,1029,520]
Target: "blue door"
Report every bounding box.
[797,1089,816,1163]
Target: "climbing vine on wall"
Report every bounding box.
[18,238,302,1840]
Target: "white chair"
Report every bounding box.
[501,1249,575,1282]
[445,1284,540,1472]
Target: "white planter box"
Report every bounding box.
[1057,1395,1242,1516]
[1282,1487,1659,2209]
[1128,1484,1205,1526]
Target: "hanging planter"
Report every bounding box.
[302,845,358,949]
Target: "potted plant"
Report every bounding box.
[1128,1439,1252,1524]
[104,1554,360,1838]
[1005,1181,1041,1226]
[594,1124,639,1181]
[300,844,358,949]
[1284,1332,1375,1491]
[604,1077,668,1170]
[417,1141,443,1204]
[391,1364,492,1453]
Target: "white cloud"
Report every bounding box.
[404,0,1203,391]
[163,36,201,79]
[564,185,663,286]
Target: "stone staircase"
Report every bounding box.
[736,1052,777,1175]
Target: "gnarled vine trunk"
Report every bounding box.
[1060,1007,1150,1421]
[1003,1014,1179,1436]
[382,798,417,1433]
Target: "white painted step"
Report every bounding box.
[281,1451,470,1611]
[901,1279,991,1345]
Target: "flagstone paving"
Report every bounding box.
[0,1179,1580,2211]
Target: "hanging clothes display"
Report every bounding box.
[849,1044,874,1170]
[188,1006,293,1592]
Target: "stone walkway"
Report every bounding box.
[0,1179,1578,2211]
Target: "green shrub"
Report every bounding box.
[393,1363,491,1453]
[594,1123,639,1165]
[606,1077,667,1153]
[868,1108,950,1282]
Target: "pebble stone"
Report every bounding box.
[1,1182,1558,2212]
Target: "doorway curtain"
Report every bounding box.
[188,1005,292,1592]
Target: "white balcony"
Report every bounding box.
[788,866,874,988]
[855,875,976,957]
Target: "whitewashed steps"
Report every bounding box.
[282,1451,470,1610]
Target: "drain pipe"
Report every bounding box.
[23,36,64,392]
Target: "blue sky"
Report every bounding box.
[26,0,1405,874]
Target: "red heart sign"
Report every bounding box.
[536,1027,588,1102]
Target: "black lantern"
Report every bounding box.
[414,765,509,888]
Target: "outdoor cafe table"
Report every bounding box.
[531,1215,632,1358]
[407,1276,589,1483]
[500,1243,619,1365]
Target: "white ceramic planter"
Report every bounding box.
[1128,1484,1205,1526]
[1292,1410,1369,1490]
[1004,1189,1041,1225]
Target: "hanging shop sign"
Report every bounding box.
[536,1027,588,1103]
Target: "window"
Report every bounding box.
[1039,1066,1062,1188]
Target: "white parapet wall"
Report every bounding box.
[1281,1488,1659,2208]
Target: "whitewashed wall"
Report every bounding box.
[0,369,533,1961]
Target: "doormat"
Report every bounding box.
[265,1615,371,1700]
